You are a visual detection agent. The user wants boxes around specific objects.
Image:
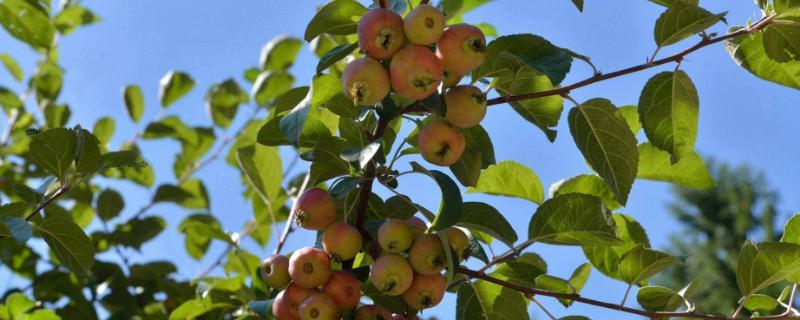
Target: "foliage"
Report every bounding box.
[0,0,798,319]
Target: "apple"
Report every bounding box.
[354,305,392,320]
[444,85,487,128]
[322,271,362,311]
[298,292,339,320]
[401,273,446,310]
[369,254,414,296]
[322,222,363,261]
[358,9,405,60]
[403,4,445,45]
[261,254,291,289]
[436,24,486,75]
[289,247,333,289]
[282,283,319,320]
[408,234,446,276]
[445,226,470,262]
[378,218,414,253]
[389,45,443,100]
[405,217,428,238]
[272,290,290,319]
[295,188,337,231]
[417,119,466,166]
[342,57,391,106]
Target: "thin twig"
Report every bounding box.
[24,184,68,221]
[274,172,311,255]
[530,296,557,320]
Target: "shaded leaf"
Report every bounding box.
[36,213,94,277]
[458,202,518,247]
[304,0,368,41]
[638,71,699,163]
[529,193,622,246]
[123,85,145,122]
[654,3,726,47]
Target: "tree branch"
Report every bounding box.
[458,267,798,320]
[274,171,311,255]
[485,13,777,107]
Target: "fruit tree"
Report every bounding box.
[0,0,799,319]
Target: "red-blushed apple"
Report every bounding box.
[444,85,487,128]
[401,273,446,310]
[298,292,339,320]
[272,290,290,319]
[378,218,414,253]
[389,45,443,100]
[408,234,446,276]
[261,254,291,289]
[295,188,336,231]
[354,305,392,320]
[403,4,445,45]
[342,57,391,106]
[406,217,428,238]
[322,222,363,261]
[322,271,362,311]
[417,119,466,166]
[358,9,405,60]
[445,226,470,262]
[289,247,333,289]
[369,254,414,296]
[436,24,486,75]
[282,283,319,320]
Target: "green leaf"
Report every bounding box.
[0,53,22,82]
[763,9,800,62]
[583,214,651,281]
[109,216,166,251]
[273,86,310,115]
[618,245,680,285]
[93,117,115,145]
[637,142,714,188]
[304,0,368,41]
[737,241,800,296]
[123,85,145,122]
[236,145,282,203]
[458,202,518,247]
[29,128,77,181]
[1,216,31,243]
[0,86,23,112]
[279,94,311,145]
[549,174,622,210]
[535,274,576,307]
[168,298,234,320]
[32,61,62,103]
[654,3,726,47]
[636,286,685,312]
[44,104,70,128]
[570,0,584,11]
[450,125,495,187]
[317,42,358,74]
[492,252,548,287]
[456,279,530,320]
[411,163,463,231]
[0,0,55,50]
[309,136,350,184]
[74,129,102,176]
[474,34,573,85]
[491,55,564,141]
[260,36,303,71]
[726,27,800,90]
[54,4,100,35]
[205,78,247,128]
[467,160,544,204]
[648,0,699,6]
[441,0,491,21]
[775,0,800,14]
[529,193,622,246]
[340,141,381,169]
[568,98,639,205]
[159,71,195,108]
[96,189,124,221]
[618,105,641,134]
[36,213,95,277]
[311,73,341,107]
[638,71,699,163]
[743,294,779,312]
[252,71,295,106]
[180,214,229,260]
[780,214,800,244]
[568,263,592,295]
[152,179,210,209]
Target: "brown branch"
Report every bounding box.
[485,13,777,107]
[274,171,311,255]
[459,267,799,320]
[25,184,68,221]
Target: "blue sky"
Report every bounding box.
[2,0,799,319]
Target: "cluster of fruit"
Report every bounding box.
[341,3,489,167]
[260,187,470,319]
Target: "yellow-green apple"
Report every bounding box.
[369,254,414,296]
[389,45,443,100]
[405,217,428,238]
[261,254,291,289]
[408,234,446,275]
[378,218,414,253]
[342,57,391,106]
[289,247,333,289]
[322,222,363,261]
[403,4,445,45]
[436,24,486,75]
[417,119,465,166]
[358,9,405,60]
[444,85,487,128]
[445,226,470,262]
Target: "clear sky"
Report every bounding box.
[2,1,799,319]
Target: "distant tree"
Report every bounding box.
[660,162,781,314]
